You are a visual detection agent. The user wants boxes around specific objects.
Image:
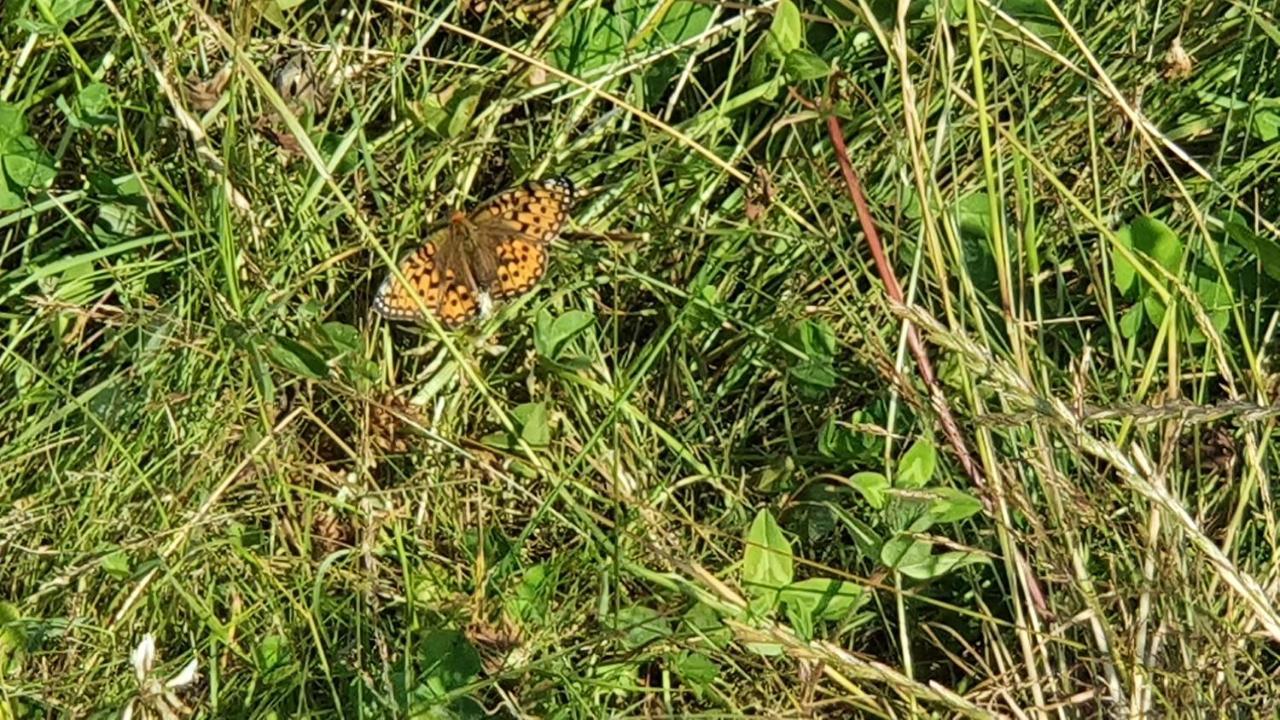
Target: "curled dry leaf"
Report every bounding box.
[184,63,232,112]
[1163,36,1193,81]
[271,51,325,110]
[253,116,304,157]
[745,166,776,223]
[466,612,524,675]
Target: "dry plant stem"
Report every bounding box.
[824,112,988,500]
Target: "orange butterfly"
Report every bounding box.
[373,178,575,327]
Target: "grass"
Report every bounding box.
[3,0,1280,716]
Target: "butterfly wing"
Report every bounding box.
[372,237,480,327]
[470,178,574,299]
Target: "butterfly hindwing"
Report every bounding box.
[493,238,547,299]
[373,241,446,322]
[373,177,574,326]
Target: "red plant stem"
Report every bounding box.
[825,114,988,496]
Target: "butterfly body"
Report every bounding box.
[373,178,574,327]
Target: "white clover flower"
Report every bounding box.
[121,633,199,720]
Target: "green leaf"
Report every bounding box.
[0,601,25,677]
[897,548,988,580]
[1188,273,1231,344]
[253,634,292,675]
[62,83,114,128]
[673,652,719,698]
[784,49,830,80]
[609,605,672,649]
[514,401,550,447]
[683,602,732,648]
[50,0,94,25]
[786,319,838,398]
[925,487,983,523]
[419,628,482,692]
[882,534,987,579]
[880,534,932,571]
[317,132,360,175]
[1113,216,1183,296]
[1118,302,1144,338]
[446,87,481,138]
[824,502,883,559]
[779,578,868,620]
[508,564,551,622]
[318,321,361,355]
[0,186,22,211]
[896,438,937,489]
[553,4,630,73]
[0,104,27,148]
[1220,213,1280,283]
[956,191,993,240]
[265,335,329,379]
[1252,110,1280,141]
[770,0,803,55]
[847,471,888,509]
[650,0,713,45]
[534,309,595,360]
[743,509,793,608]
[2,135,55,189]
[817,416,858,462]
[100,549,131,579]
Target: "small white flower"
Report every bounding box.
[121,633,200,720]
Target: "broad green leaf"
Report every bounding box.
[0,104,26,148]
[553,4,630,73]
[63,83,113,128]
[514,401,551,447]
[880,534,931,570]
[254,634,292,674]
[318,321,361,355]
[683,602,733,648]
[2,135,55,189]
[1252,110,1280,141]
[787,319,837,398]
[0,602,25,677]
[51,0,94,24]
[535,309,595,359]
[673,652,719,697]
[100,549,130,579]
[419,628,482,692]
[743,509,793,604]
[847,471,888,509]
[785,49,830,80]
[769,0,802,55]
[1118,302,1144,338]
[1188,273,1231,344]
[266,336,329,379]
[609,605,672,648]
[955,191,994,240]
[651,0,713,45]
[896,438,937,489]
[0,186,22,211]
[1113,215,1182,296]
[896,549,988,580]
[779,578,868,620]
[508,564,550,622]
[925,487,983,523]
[1220,213,1280,282]
[882,534,987,579]
[446,87,481,138]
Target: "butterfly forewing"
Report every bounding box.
[373,178,575,326]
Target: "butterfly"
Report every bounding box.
[372,178,575,327]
